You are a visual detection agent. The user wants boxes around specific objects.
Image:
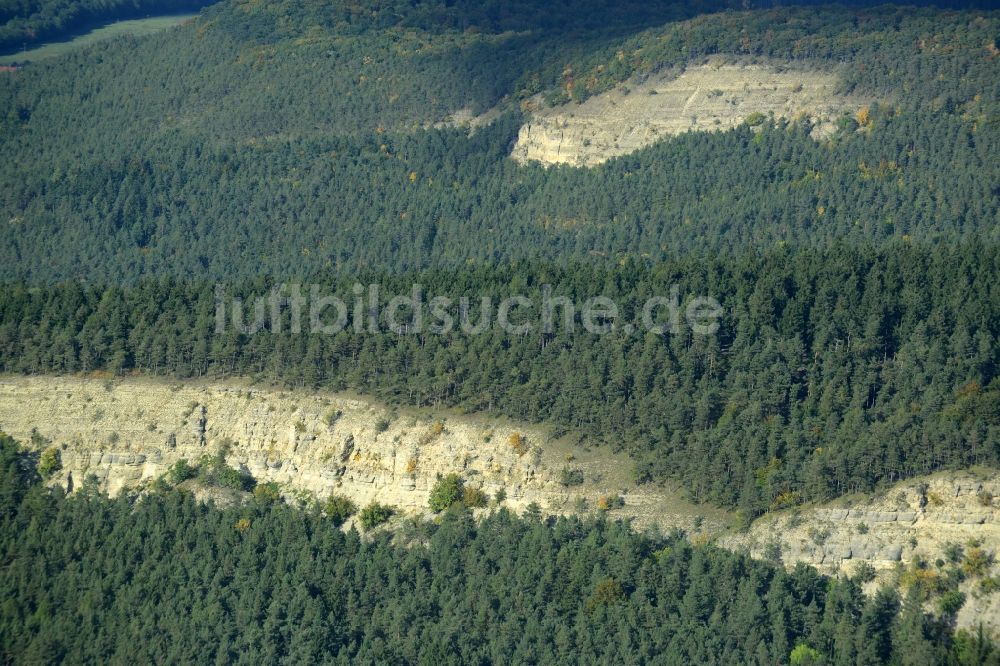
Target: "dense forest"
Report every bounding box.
[0,432,995,664]
[0,2,998,280]
[2,243,997,518]
[1,0,999,660]
[2,111,998,282]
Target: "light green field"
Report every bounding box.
[0,13,196,65]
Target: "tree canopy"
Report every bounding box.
[0,431,994,664]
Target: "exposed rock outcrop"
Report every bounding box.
[511,62,869,166]
[725,473,1000,631]
[2,375,996,630]
[0,375,710,529]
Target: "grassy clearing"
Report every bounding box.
[0,14,196,64]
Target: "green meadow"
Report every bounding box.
[0,13,195,64]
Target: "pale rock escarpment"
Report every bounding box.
[511,62,868,166]
[728,476,1000,571]
[2,375,997,629]
[0,375,708,529]
[726,474,1000,630]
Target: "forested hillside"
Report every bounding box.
[0,0,996,514]
[2,0,1000,660]
[0,2,998,280]
[0,432,994,664]
[2,243,997,518]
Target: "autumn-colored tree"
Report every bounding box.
[856,105,871,127]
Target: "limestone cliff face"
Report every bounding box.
[730,474,1000,569]
[2,375,998,629]
[0,375,709,529]
[727,473,1000,629]
[511,62,867,166]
